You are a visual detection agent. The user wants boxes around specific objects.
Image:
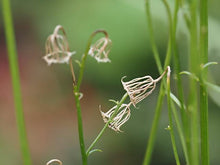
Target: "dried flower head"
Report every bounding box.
[88,37,112,63]
[43,25,76,65]
[122,67,170,106]
[100,103,131,132]
[46,159,62,165]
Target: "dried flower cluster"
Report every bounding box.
[88,37,112,63]
[100,67,170,132]
[43,25,75,65]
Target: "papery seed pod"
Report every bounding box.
[43,25,76,65]
[100,103,131,132]
[122,66,170,106]
[88,37,112,63]
[121,76,156,106]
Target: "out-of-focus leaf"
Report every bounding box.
[206,82,220,107]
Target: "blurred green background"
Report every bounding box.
[0,0,220,164]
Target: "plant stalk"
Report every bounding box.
[73,30,109,164]
[2,0,32,164]
[199,0,209,164]
[166,67,180,165]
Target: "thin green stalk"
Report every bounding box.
[2,0,32,164]
[143,84,165,165]
[189,0,199,164]
[164,0,190,162]
[86,93,128,155]
[145,0,163,74]
[143,1,173,164]
[76,30,108,90]
[199,0,209,164]
[73,30,109,164]
[172,1,190,156]
[73,86,87,165]
[167,68,180,165]
[171,101,189,165]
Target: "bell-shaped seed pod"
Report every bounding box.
[100,103,131,132]
[88,36,112,63]
[43,25,76,65]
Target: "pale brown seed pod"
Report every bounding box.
[88,35,112,63]
[100,103,131,132]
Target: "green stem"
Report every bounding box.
[199,0,209,164]
[171,101,189,165]
[189,0,199,164]
[86,93,128,155]
[172,0,189,155]
[74,86,87,165]
[2,0,32,165]
[76,30,108,91]
[145,0,163,74]
[143,1,173,164]
[142,84,165,165]
[164,0,190,163]
[73,30,109,164]
[167,68,180,165]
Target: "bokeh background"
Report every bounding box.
[0,0,220,164]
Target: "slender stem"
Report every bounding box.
[143,1,173,164]
[145,0,163,74]
[142,84,165,165]
[76,30,108,90]
[73,30,109,164]
[171,101,189,165]
[73,86,87,165]
[166,68,180,165]
[2,0,32,164]
[164,0,190,163]
[189,0,199,164]
[199,0,209,164]
[86,93,128,155]
[172,0,189,156]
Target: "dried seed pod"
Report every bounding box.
[43,25,75,65]
[122,66,170,106]
[88,37,112,63]
[100,103,131,132]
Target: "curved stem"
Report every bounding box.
[2,0,32,165]
[73,29,109,164]
[76,30,108,90]
[86,93,128,155]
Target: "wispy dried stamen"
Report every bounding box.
[43,25,76,65]
[122,66,170,106]
[100,103,131,132]
[46,159,63,165]
[88,34,112,63]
